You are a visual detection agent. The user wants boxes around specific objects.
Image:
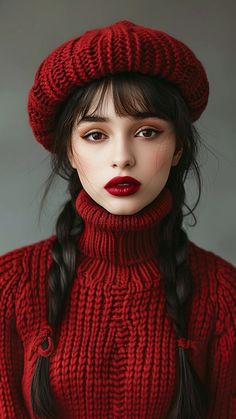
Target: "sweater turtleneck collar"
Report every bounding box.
[75,187,173,265]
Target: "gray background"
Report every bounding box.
[0,0,235,264]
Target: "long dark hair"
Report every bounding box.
[31,72,208,418]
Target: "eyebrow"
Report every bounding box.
[77,112,165,124]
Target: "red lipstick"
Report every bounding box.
[105,176,141,196]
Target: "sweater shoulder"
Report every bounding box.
[187,240,236,278]
[1,235,56,258]
[0,235,56,298]
[188,240,236,335]
[0,235,56,270]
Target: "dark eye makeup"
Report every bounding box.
[81,127,163,142]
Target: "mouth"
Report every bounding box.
[105,176,141,188]
[103,183,140,196]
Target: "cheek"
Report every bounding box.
[145,145,175,172]
[72,151,101,180]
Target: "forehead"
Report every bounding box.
[83,79,152,118]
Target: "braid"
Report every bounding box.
[158,183,208,419]
[30,172,84,418]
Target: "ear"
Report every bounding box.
[171,147,183,167]
[67,148,77,169]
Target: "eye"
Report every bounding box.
[82,131,106,142]
[136,128,162,138]
[81,127,163,142]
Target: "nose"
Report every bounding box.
[111,137,136,169]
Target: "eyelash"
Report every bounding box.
[81,128,162,142]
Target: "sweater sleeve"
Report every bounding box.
[0,249,29,418]
[206,256,236,419]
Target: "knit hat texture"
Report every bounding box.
[28,20,209,152]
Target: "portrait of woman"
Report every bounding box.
[0,18,235,419]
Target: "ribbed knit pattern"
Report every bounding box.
[0,187,235,418]
[27,20,209,152]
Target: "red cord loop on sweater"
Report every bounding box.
[177,337,199,351]
[31,325,55,359]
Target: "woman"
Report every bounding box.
[0,20,235,419]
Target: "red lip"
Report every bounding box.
[105,176,141,188]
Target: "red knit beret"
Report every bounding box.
[27,20,209,152]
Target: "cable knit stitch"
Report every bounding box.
[0,187,235,418]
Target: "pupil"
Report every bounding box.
[144,129,151,137]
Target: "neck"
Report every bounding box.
[75,187,173,266]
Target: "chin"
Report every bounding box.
[107,202,145,216]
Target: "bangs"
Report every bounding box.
[75,72,180,123]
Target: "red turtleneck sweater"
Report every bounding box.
[0,187,235,418]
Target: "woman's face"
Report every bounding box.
[68,87,182,215]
